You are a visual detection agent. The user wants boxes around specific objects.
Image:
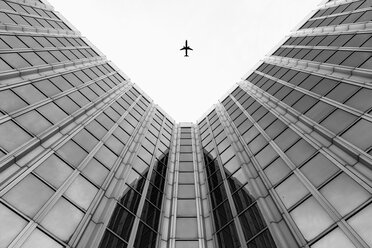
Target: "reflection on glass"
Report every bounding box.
[290,197,333,241]
[216,223,240,248]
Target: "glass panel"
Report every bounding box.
[275,174,309,209]
[176,218,198,239]
[247,229,276,248]
[82,159,109,186]
[21,229,63,248]
[108,205,135,241]
[290,197,333,241]
[178,184,195,198]
[0,203,28,247]
[4,174,54,217]
[35,154,73,188]
[73,129,99,152]
[232,188,255,213]
[320,173,369,216]
[213,201,233,230]
[216,223,240,248]
[41,197,84,242]
[38,103,68,124]
[345,88,372,112]
[348,204,372,246]
[0,120,32,152]
[134,222,157,248]
[178,172,194,184]
[285,139,316,166]
[239,204,266,241]
[120,187,142,212]
[16,110,52,135]
[256,145,278,169]
[223,155,241,175]
[99,230,127,248]
[264,157,291,186]
[0,90,27,113]
[311,228,355,248]
[177,199,196,217]
[320,109,357,134]
[300,153,339,187]
[57,141,88,167]
[95,146,118,169]
[341,119,372,151]
[141,200,161,229]
[65,175,98,210]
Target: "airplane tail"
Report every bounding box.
[184,55,189,57]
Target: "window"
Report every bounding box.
[64,175,98,210]
[0,202,28,247]
[300,153,338,187]
[341,119,372,150]
[275,174,309,209]
[34,154,73,188]
[348,204,372,246]
[0,120,32,152]
[320,109,357,134]
[290,197,333,241]
[4,174,54,217]
[320,173,369,216]
[41,197,84,242]
[0,90,28,113]
[16,110,52,135]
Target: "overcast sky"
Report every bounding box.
[47,0,321,122]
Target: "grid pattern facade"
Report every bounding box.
[196,0,372,247]
[0,0,372,247]
[0,0,174,247]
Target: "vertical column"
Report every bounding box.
[175,124,199,247]
[162,123,213,248]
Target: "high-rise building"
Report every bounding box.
[0,0,371,247]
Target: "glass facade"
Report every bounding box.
[0,0,371,247]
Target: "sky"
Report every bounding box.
[47,0,321,122]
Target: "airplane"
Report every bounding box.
[180,40,193,57]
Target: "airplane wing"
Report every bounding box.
[180,47,186,50]
[189,47,193,50]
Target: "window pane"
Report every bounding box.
[16,110,52,135]
[320,173,369,216]
[21,229,63,248]
[300,153,338,187]
[275,174,309,209]
[64,175,98,210]
[134,222,157,248]
[82,159,109,186]
[216,223,240,248]
[35,154,73,188]
[41,197,84,242]
[348,204,372,246]
[0,203,28,247]
[0,120,32,152]
[341,119,372,151]
[99,230,127,248]
[345,88,372,112]
[108,205,135,241]
[290,197,333,241]
[12,84,46,104]
[4,174,54,217]
[57,140,88,167]
[285,139,316,166]
[95,146,118,169]
[176,218,198,239]
[311,228,355,248]
[264,157,291,186]
[320,109,357,134]
[0,90,27,113]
